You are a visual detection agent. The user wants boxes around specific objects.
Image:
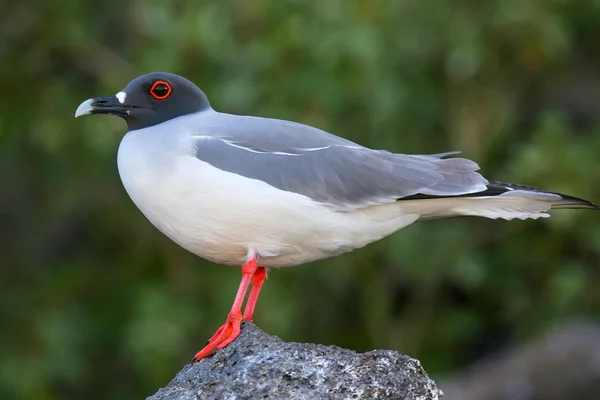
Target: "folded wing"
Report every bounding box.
[192,114,489,211]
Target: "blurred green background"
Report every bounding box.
[2,1,600,399]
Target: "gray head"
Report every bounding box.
[75,72,211,130]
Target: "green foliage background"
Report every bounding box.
[2,1,600,399]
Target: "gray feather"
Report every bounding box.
[191,112,489,211]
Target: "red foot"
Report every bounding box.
[193,311,242,362]
[243,267,267,322]
[191,255,265,363]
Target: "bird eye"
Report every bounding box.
[150,81,172,99]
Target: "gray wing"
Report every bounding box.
[191,112,489,211]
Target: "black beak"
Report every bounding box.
[74,96,131,118]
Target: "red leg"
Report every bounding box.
[193,255,258,362]
[242,267,267,322]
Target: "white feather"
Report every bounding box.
[398,190,557,221]
[117,127,420,267]
[116,92,127,104]
[116,121,562,268]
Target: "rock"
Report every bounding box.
[148,322,442,400]
[440,321,600,400]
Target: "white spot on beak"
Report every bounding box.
[116,92,127,104]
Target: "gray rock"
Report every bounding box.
[440,321,600,400]
[148,322,442,400]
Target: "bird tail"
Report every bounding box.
[398,181,598,221]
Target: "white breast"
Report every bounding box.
[116,124,419,267]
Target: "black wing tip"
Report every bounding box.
[399,180,599,210]
[551,196,600,210]
[488,181,599,210]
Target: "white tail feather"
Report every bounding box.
[399,190,562,221]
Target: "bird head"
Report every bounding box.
[75,72,211,130]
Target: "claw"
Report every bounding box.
[193,312,242,362]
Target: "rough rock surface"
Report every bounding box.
[148,322,442,400]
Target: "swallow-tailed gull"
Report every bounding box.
[75,72,598,361]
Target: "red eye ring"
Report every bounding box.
[150,81,172,99]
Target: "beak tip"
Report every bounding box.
[75,98,95,118]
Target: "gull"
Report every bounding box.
[75,72,598,361]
